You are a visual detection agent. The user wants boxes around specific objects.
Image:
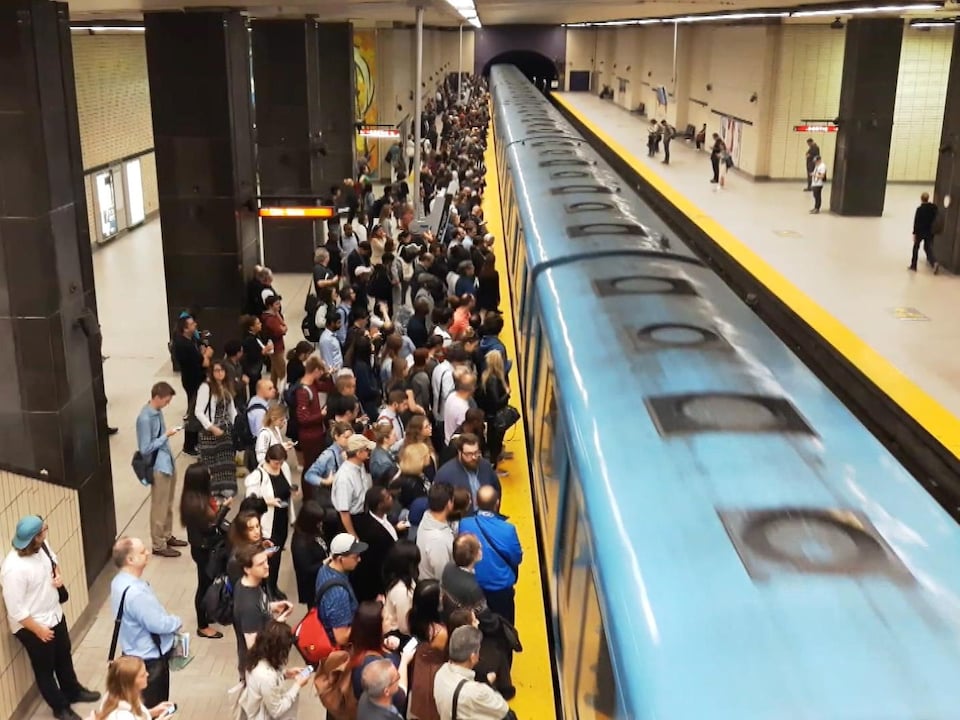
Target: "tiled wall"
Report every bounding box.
[71,34,159,241]
[0,471,88,719]
[767,25,846,179]
[889,27,954,182]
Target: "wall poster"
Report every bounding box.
[354,30,378,175]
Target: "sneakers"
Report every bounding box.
[73,688,101,704]
[55,709,82,720]
[153,547,181,558]
[166,536,188,548]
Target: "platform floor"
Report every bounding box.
[555,92,960,424]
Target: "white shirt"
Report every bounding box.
[812,161,827,188]
[443,394,471,443]
[382,581,414,635]
[332,461,372,515]
[255,426,288,465]
[1,547,63,633]
[194,382,238,431]
[353,223,368,246]
[97,700,150,720]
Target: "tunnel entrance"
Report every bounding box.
[482,50,559,93]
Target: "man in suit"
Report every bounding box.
[351,487,404,602]
[909,192,940,273]
[804,137,820,191]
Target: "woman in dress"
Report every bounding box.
[194,360,238,499]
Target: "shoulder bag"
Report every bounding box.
[131,418,163,485]
[452,678,469,720]
[40,544,68,604]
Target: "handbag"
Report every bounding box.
[40,544,68,604]
[492,405,520,433]
[132,419,163,485]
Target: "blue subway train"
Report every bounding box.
[489,64,960,720]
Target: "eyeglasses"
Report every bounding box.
[460,450,481,459]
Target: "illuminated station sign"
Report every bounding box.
[358,125,401,139]
[793,123,838,133]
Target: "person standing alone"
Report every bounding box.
[660,120,676,165]
[909,192,940,274]
[804,137,820,191]
[809,156,827,214]
[136,382,189,557]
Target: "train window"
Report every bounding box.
[523,312,541,422]
[576,577,616,720]
[536,373,559,521]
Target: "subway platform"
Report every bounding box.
[554,91,960,454]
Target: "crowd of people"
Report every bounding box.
[0,72,526,720]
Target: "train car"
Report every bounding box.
[489,63,960,719]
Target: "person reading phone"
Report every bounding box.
[232,545,293,678]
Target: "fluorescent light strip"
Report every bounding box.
[674,11,787,21]
[910,19,956,25]
[70,25,145,32]
[791,3,939,16]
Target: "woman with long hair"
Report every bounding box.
[290,500,331,607]
[178,464,231,639]
[350,335,381,420]
[255,405,295,467]
[406,350,433,419]
[303,420,353,525]
[245,444,297,600]
[348,601,413,711]
[381,541,420,637]
[225,509,271,584]
[389,442,433,542]
[479,349,511,469]
[195,360,238,499]
[406,581,447,720]
[378,333,404,389]
[238,621,311,720]
[95,656,172,720]
[475,251,500,317]
[403,416,437,479]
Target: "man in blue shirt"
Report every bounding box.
[318,311,344,371]
[109,537,182,708]
[458,486,522,625]
[135,382,187,558]
[315,533,367,648]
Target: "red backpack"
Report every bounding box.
[294,578,351,665]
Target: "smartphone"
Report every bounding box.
[402,637,419,655]
[297,665,315,679]
[173,426,183,432]
[276,501,289,509]
[265,545,281,554]
[161,704,178,717]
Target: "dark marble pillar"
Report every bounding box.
[144,10,259,351]
[316,22,357,190]
[933,27,960,273]
[251,19,322,272]
[0,0,116,585]
[829,18,904,216]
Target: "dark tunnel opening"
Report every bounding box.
[483,50,559,94]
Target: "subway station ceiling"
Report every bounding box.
[66,0,960,24]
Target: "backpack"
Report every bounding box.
[369,263,391,299]
[282,383,309,442]
[293,578,351,665]
[234,398,265,470]
[302,310,320,343]
[202,574,234,625]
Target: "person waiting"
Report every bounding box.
[434,434,500,509]
[93,656,173,720]
[433,626,511,720]
[237,620,312,720]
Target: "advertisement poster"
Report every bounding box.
[354,30,378,173]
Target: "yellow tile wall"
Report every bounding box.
[768,25,846,179]
[888,27,954,182]
[0,472,87,720]
[71,34,159,243]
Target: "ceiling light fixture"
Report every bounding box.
[673,11,788,22]
[70,25,145,33]
[909,17,957,26]
[791,3,940,17]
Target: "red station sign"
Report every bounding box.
[793,124,838,133]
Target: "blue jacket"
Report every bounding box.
[477,335,512,376]
[434,458,500,505]
[458,511,522,592]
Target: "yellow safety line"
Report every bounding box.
[553,92,960,459]
[481,117,559,715]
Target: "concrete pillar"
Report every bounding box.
[0,0,116,583]
[315,23,357,190]
[144,10,260,350]
[830,18,904,216]
[933,27,960,272]
[251,19,324,272]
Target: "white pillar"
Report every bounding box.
[413,6,424,218]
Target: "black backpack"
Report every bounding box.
[202,574,234,626]
[234,398,265,469]
[282,383,309,442]
[303,289,321,342]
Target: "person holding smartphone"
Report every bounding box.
[232,546,294,678]
[244,445,298,601]
[237,621,312,720]
[93,656,175,720]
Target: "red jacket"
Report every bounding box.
[260,311,287,356]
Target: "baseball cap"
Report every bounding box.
[330,533,369,556]
[12,515,44,550]
[346,434,376,453]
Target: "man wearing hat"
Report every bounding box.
[314,533,368,649]
[332,433,376,537]
[1,516,100,720]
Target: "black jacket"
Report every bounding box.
[350,513,397,603]
[914,202,938,238]
[291,529,329,607]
